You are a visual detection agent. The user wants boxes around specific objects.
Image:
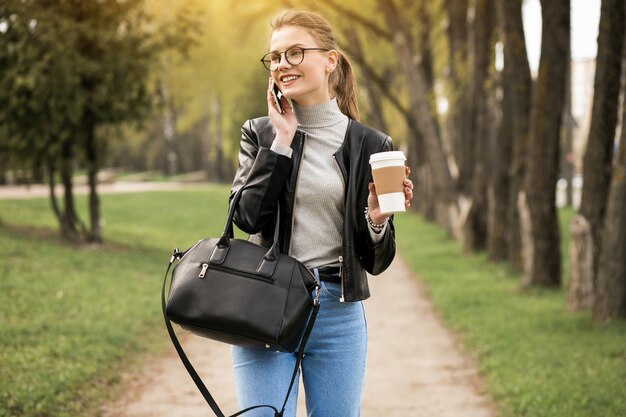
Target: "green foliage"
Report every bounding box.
[395,211,626,417]
[0,185,236,417]
[0,1,144,155]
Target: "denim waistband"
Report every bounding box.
[310,265,341,283]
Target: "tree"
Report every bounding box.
[487,0,512,262]
[592,56,626,320]
[520,0,569,288]
[0,0,196,242]
[496,0,532,271]
[377,0,460,236]
[443,0,469,198]
[574,0,625,293]
[0,0,87,240]
[463,0,495,252]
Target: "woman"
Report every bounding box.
[229,9,414,417]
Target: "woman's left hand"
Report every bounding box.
[367,166,413,224]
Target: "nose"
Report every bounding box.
[277,53,292,70]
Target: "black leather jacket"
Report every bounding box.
[229,116,396,302]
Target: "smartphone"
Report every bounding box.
[271,82,284,114]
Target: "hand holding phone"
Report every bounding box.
[267,77,296,146]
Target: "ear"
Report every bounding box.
[326,49,339,73]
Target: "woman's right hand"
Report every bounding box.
[267,77,297,146]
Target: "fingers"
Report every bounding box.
[267,77,280,114]
[368,182,377,195]
[267,79,276,113]
[403,175,413,208]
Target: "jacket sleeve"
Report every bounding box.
[229,120,292,235]
[364,218,396,275]
[360,136,397,275]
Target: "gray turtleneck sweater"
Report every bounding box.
[270,99,384,268]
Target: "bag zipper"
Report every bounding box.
[201,263,275,284]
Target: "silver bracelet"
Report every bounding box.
[364,206,388,233]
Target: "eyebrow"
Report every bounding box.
[269,43,307,53]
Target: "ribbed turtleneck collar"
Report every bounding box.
[293,98,347,129]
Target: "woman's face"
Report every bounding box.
[269,25,337,106]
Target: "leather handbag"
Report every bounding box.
[161,186,320,417]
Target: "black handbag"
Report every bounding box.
[161,186,320,417]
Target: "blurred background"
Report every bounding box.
[1,0,625,416]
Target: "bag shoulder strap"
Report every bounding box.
[161,252,320,417]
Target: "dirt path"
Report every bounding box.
[0,182,193,199]
[101,256,495,417]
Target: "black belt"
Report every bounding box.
[314,266,341,284]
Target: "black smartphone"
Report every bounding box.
[271,82,284,114]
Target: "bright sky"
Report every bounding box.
[523,0,601,72]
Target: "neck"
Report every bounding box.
[293,98,346,129]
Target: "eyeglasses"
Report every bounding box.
[260,46,330,71]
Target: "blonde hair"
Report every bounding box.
[270,9,360,121]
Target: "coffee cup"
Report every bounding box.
[369,151,407,214]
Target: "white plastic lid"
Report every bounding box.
[369,151,406,164]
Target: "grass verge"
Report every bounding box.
[0,184,234,417]
[394,211,626,417]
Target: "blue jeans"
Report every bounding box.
[232,274,368,417]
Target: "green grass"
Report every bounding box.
[395,211,626,417]
[0,184,235,417]
[1,188,624,417]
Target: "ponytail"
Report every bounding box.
[331,52,360,121]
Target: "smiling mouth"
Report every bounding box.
[280,75,300,83]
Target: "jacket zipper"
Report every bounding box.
[204,263,275,284]
[338,255,345,302]
[334,153,348,303]
[287,132,307,255]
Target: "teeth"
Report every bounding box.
[282,75,299,82]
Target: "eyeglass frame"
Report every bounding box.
[260,46,331,71]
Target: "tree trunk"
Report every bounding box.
[500,0,532,272]
[417,0,437,123]
[407,113,436,221]
[444,0,469,196]
[487,25,512,262]
[85,119,102,243]
[464,0,494,252]
[157,79,179,176]
[211,95,227,183]
[59,140,81,242]
[578,0,625,284]
[522,0,569,288]
[567,214,595,310]
[47,159,63,229]
[562,58,575,208]
[412,1,437,219]
[0,153,6,185]
[592,45,626,321]
[378,0,460,237]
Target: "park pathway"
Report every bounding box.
[0,182,190,199]
[101,255,495,417]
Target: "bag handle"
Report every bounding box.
[162,250,320,417]
[210,187,282,277]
